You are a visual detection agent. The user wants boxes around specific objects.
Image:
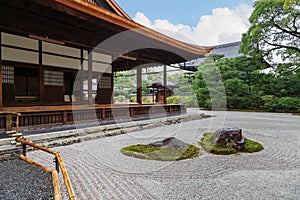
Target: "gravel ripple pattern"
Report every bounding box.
[29,110,300,199]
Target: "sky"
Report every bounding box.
[115,0,254,46]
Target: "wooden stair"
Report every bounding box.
[5,112,23,144]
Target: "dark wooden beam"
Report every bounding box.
[0,5,121,50]
[136,67,142,104]
[79,49,84,102]
[38,40,44,104]
[0,33,2,108]
[163,65,167,104]
[88,51,93,105]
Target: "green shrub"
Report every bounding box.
[275,97,300,112]
[261,95,276,110]
[166,96,179,104]
[166,96,198,107]
[130,96,136,102]
[183,96,198,107]
[142,97,151,103]
[114,90,129,97]
[260,96,300,112]
[129,96,152,103]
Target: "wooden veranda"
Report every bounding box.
[0,0,211,132]
[0,104,185,131]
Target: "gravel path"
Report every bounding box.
[0,158,53,200]
[29,110,300,199]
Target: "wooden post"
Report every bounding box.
[38,40,43,104]
[56,153,76,200]
[0,34,2,108]
[22,144,27,156]
[63,111,67,124]
[5,113,12,131]
[52,170,63,200]
[163,65,167,104]
[54,156,59,173]
[0,62,2,108]
[88,51,93,105]
[80,49,84,102]
[137,67,142,104]
[102,109,105,120]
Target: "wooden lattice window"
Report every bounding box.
[44,70,63,86]
[2,65,14,84]
[98,76,111,89]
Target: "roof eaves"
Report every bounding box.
[214,41,241,49]
[53,0,212,56]
[105,0,132,20]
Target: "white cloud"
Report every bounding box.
[134,12,152,27]
[133,4,253,46]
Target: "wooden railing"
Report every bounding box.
[0,104,185,131]
[17,137,76,200]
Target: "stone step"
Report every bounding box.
[6,130,17,134]
[11,133,23,137]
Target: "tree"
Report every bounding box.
[284,0,299,8]
[240,0,300,73]
[192,54,269,109]
[113,71,136,98]
[192,54,227,108]
[173,72,194,95]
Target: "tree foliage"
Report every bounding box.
[240,0,300,73]
[192,53,300,111]
[284,0,299,8]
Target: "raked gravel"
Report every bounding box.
[0,158,53,200]
[29,109,300,199]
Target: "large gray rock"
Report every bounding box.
[211,128,245,151]
[149,137,189,148]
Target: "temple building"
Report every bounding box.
[0,0,211,130]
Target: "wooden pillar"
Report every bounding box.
[88,51,93,105]
[163,65,167,104]
[0,33,2,108]
[5,113,12,131]
[38,41,43,104]
[80,49,84,102]
[0,60,2,109]
[136,67,142,104]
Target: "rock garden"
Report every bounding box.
[121,127,264,161]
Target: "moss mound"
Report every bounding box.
[200,133,263,155]
[121,140,201,161]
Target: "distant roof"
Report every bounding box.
[180,41,241,71]
[211,41,241,58]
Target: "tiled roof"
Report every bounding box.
[181,41,241,71]
[212,41,241,58]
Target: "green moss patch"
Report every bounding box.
[200,133,263,155]
[121,143,201,161]
[243,138,264,153]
